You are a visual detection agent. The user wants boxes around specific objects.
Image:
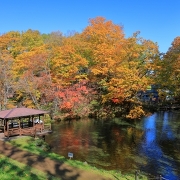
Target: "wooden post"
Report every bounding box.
[18,119,21,136]
[7,121,9,138]
[33,117,35,128]
[3,124,5,137]
[49,123,51,131]
[42,115,44,130]
[34,127,36,139]
[135,171,138,180]
[21,119,23,129]
[42,135,45,141]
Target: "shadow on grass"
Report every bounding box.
[0,140,81,180]
[0,156,51,180]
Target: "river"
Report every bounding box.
[46,111,180,179]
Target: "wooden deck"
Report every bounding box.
[3,123,52,138]
[159,104,180,111]
[0,107,51,138]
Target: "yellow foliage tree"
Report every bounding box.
[12,45,51,108]
[50,44,88,86]
[82,17,160,119]
[157,37,180,101]
[0,32,19,109]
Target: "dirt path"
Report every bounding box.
[0,139,113,180]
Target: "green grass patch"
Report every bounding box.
[0,154,60,180]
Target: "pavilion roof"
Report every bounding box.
[0,107,49,119]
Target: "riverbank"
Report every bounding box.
[0,139,114,179]
[0,135,141,180]
[0,137,115,180]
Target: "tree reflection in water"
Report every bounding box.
[46,113,180,179]
[139,112,180,180]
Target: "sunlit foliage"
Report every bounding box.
[157,37,180,102]
[0,17,167,120]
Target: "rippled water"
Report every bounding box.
[46,111,180,179]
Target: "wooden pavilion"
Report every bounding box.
[0,107,52,138]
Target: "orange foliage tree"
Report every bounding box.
[81,17,160,119]
[0,18,162,120]
[0,32,19,109]
[12,45,52,108]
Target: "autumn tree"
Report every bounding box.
[116,33,159,119]
[0,32,19,109]
[156,37,180,103]
[47,33,90,115]
[81,17,159,119]
[9,29,44,58]
[42,31,64,47]
[54,80,95,119]
[0,20,161,120]
[12,45,52,108]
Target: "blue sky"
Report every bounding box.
[0,0,179,53]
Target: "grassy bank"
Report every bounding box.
[5,136,147,180]
[0,154,59,180]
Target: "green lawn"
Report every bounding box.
[0,154,59,180]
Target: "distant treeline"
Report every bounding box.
[0,17,179,120]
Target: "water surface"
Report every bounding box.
[46,111,180,179]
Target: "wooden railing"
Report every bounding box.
[135,171,169,180]
[44,124,52,131]
[4,123,52,138]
